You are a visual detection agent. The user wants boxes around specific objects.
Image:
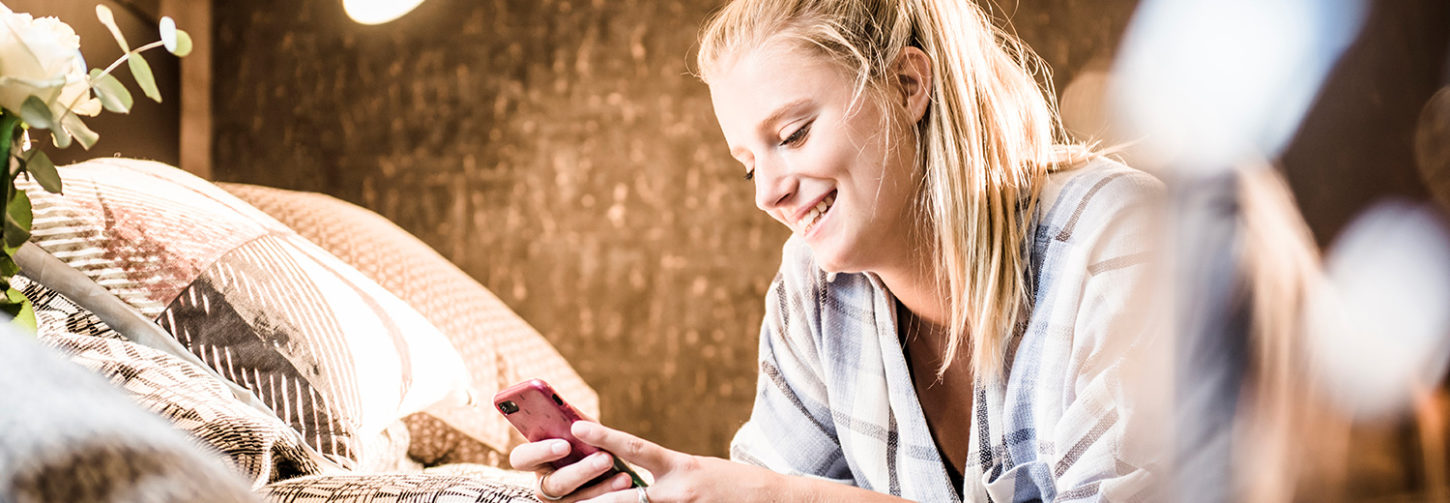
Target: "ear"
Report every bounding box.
[893,46,932,122]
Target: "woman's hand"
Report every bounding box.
[509,437,636,502]
[569,421,781,503]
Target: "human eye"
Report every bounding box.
[744,167,755,181]
[779,121,812,147]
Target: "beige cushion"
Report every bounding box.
[219,182,597,464]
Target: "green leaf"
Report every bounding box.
[18,96,53,130]
[0,299,21,318]
[88,69,133,114]
[128,54,161,103]
[171,29,194,57]
[5,288,34,331]
[0,254,18,278]
[61,114,98,150]
[26,151,59,194]
[11,302,35,330]
[4,187,31,252]
[0,115,18,166]
[96,4,129,52]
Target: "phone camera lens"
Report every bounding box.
[499,401,519,414]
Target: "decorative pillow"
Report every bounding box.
[0,324,260,503]
[219,182,598,466]
[16,276,323,485]
[17,158,471,469]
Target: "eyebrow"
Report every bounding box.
[729,98,814,159]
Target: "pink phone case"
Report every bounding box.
[493,379,602,469]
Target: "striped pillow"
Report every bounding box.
[18,158,470,469]
[219,182,599,466]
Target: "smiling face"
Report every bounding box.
[709,41,928,274]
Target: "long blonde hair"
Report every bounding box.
[697,0,1088,378]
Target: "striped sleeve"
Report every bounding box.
[730,240,854,484]
[1049,171,1168,502]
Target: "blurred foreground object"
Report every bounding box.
[0,323,258,502]
[1107,0,1450,500]
[1111,0,1366,172]
[1308,201,1450,420]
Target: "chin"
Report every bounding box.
[806,244,864,275]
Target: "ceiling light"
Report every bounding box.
[342,0,426,25]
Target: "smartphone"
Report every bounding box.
[493,379,648,488]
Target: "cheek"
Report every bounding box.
[810,128,871,177]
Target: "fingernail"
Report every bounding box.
[550,439,569,455]
[612,473,631,490]
[593,452,612,469]
[573,421,595,436]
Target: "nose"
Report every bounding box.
[753,156,796,213]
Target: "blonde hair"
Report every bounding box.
[697,0,1089,378]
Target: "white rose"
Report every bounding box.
[0,3,100,125]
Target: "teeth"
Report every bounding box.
[797,193,836,234]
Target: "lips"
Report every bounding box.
[794,191,836,235]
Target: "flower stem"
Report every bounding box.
[93,40,166,83]
[53,40,170,135]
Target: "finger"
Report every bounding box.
[571,421,673,472]
[510,438,572,472]
[567,473,633,502]
[541,451,617,498]
[578,484,646,503]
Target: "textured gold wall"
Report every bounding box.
[211,0,784,457]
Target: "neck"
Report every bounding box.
[876,245,948,332]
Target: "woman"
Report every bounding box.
[512,0,1165,501]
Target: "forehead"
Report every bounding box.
[707,41,853,138]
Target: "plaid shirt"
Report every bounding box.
[730,160,1166,502]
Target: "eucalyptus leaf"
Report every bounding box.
[26,151,59,194]
[128,55,161,102]
[89,69,133,114]
[96,4,129,52]
[171,30,193,57]
[51,128,71,149]
[4,188,31,252]
[160,17,177,51]
[61,114,98,150]
[18,96,53,130]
